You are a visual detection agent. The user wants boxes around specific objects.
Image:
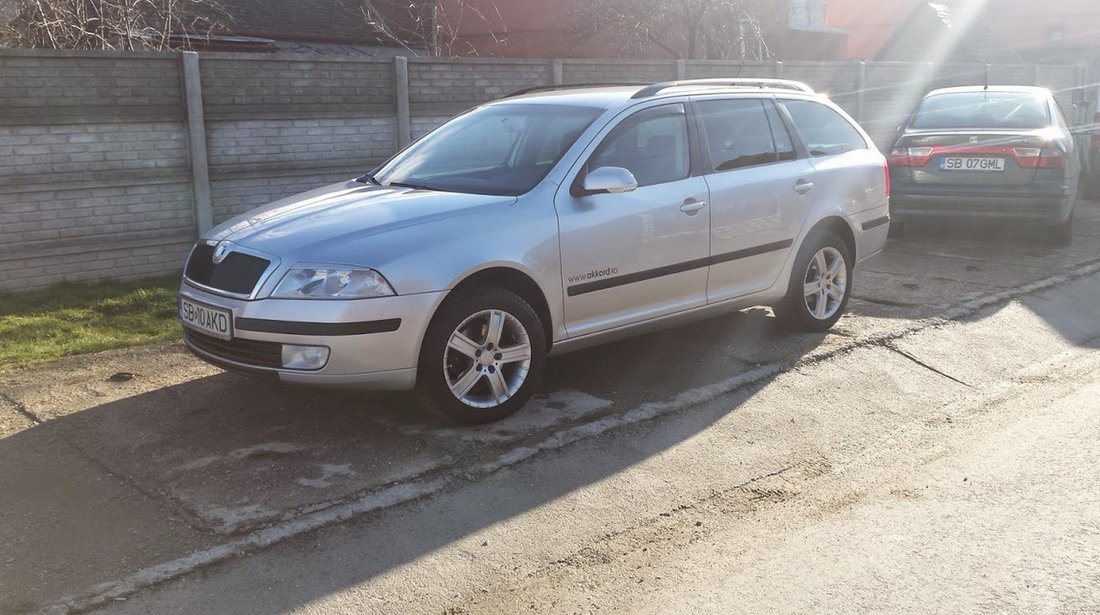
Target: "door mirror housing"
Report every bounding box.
[582,167,638,195]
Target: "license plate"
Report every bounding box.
[940,156,1005,172]
[179,297,233,340]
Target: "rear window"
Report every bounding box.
[910,92,1051,130]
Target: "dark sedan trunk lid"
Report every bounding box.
[895,130,1049,187]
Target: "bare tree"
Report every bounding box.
[360,0,507,57]
[1,0,227,50]
[565,0,781,61]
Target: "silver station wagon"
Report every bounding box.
[178,79,890,423]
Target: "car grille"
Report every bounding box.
[184,329,282,369]
[184,244,271,296]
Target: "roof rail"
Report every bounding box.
[631,78,815,99]
[506,82,646,98]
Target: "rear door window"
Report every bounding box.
[696,98,792,171]
[782,99,868,157]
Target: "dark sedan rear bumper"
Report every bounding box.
[891,183,1075,224]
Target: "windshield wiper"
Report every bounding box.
[387,181,437,191]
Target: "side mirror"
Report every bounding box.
[582,167,638,195]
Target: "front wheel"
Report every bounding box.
[417,287,546,424]
[774,231,853,333]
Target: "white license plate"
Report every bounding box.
[940,156,1006,172]
[179,297,233,340]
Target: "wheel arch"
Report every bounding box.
[805,215,857,263]
[444,266,555,351]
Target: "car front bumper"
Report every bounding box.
[178,282,447,390]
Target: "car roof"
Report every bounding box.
[924,85,1053,98]
[494,80,820,111]
[497,86,644,109]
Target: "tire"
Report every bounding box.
[1085,172,1100,201]
[774,231,854,333]
[1047,211,1074,247]
[416,287,547,424]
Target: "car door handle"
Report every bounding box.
[794,180,815,195]
[680,200,707,214]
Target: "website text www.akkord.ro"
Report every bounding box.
[567,267,619,284]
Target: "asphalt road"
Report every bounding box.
[2,203,1099,614]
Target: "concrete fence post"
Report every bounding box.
[675,59,687,80]
[1076,64,1092,128]
[775,61,784,78]
[394,56,412,149]
[923,62,936,94]
[855,60,867,122]
[552,59,564,85]
[181,51,213,236]
[1033,64,1042,86]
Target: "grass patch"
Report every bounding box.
[0,275,181,369]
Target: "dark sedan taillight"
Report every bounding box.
[887,147,934,167]
[1011,147,1064,169]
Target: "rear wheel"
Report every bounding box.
[417,287,546,424]
[1047,211,1074,247]
[775,231,853,333]
[1085,170,1100,201]
[887,221,906,239]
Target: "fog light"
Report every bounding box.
[281,345,330,370]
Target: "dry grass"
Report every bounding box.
[0,276,180,369]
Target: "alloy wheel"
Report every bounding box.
[802,246,847,321]
[443,309,533,408]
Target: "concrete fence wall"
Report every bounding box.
[0,49,1088,292]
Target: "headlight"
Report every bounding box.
[272,267,395,299]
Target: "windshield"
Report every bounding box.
[374,103,604,196]
[910,92,1051,130]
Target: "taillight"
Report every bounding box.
[883,161,891,197]
[887,146,934,167]
[1012,147,1063,169]
[1091,113,1100,147]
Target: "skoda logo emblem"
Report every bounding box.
[212,242,231,264]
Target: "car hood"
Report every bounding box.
[206,181,517,262]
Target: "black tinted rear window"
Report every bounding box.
[910,92,1051,130]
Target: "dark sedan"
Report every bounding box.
[888,86,1081,245]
